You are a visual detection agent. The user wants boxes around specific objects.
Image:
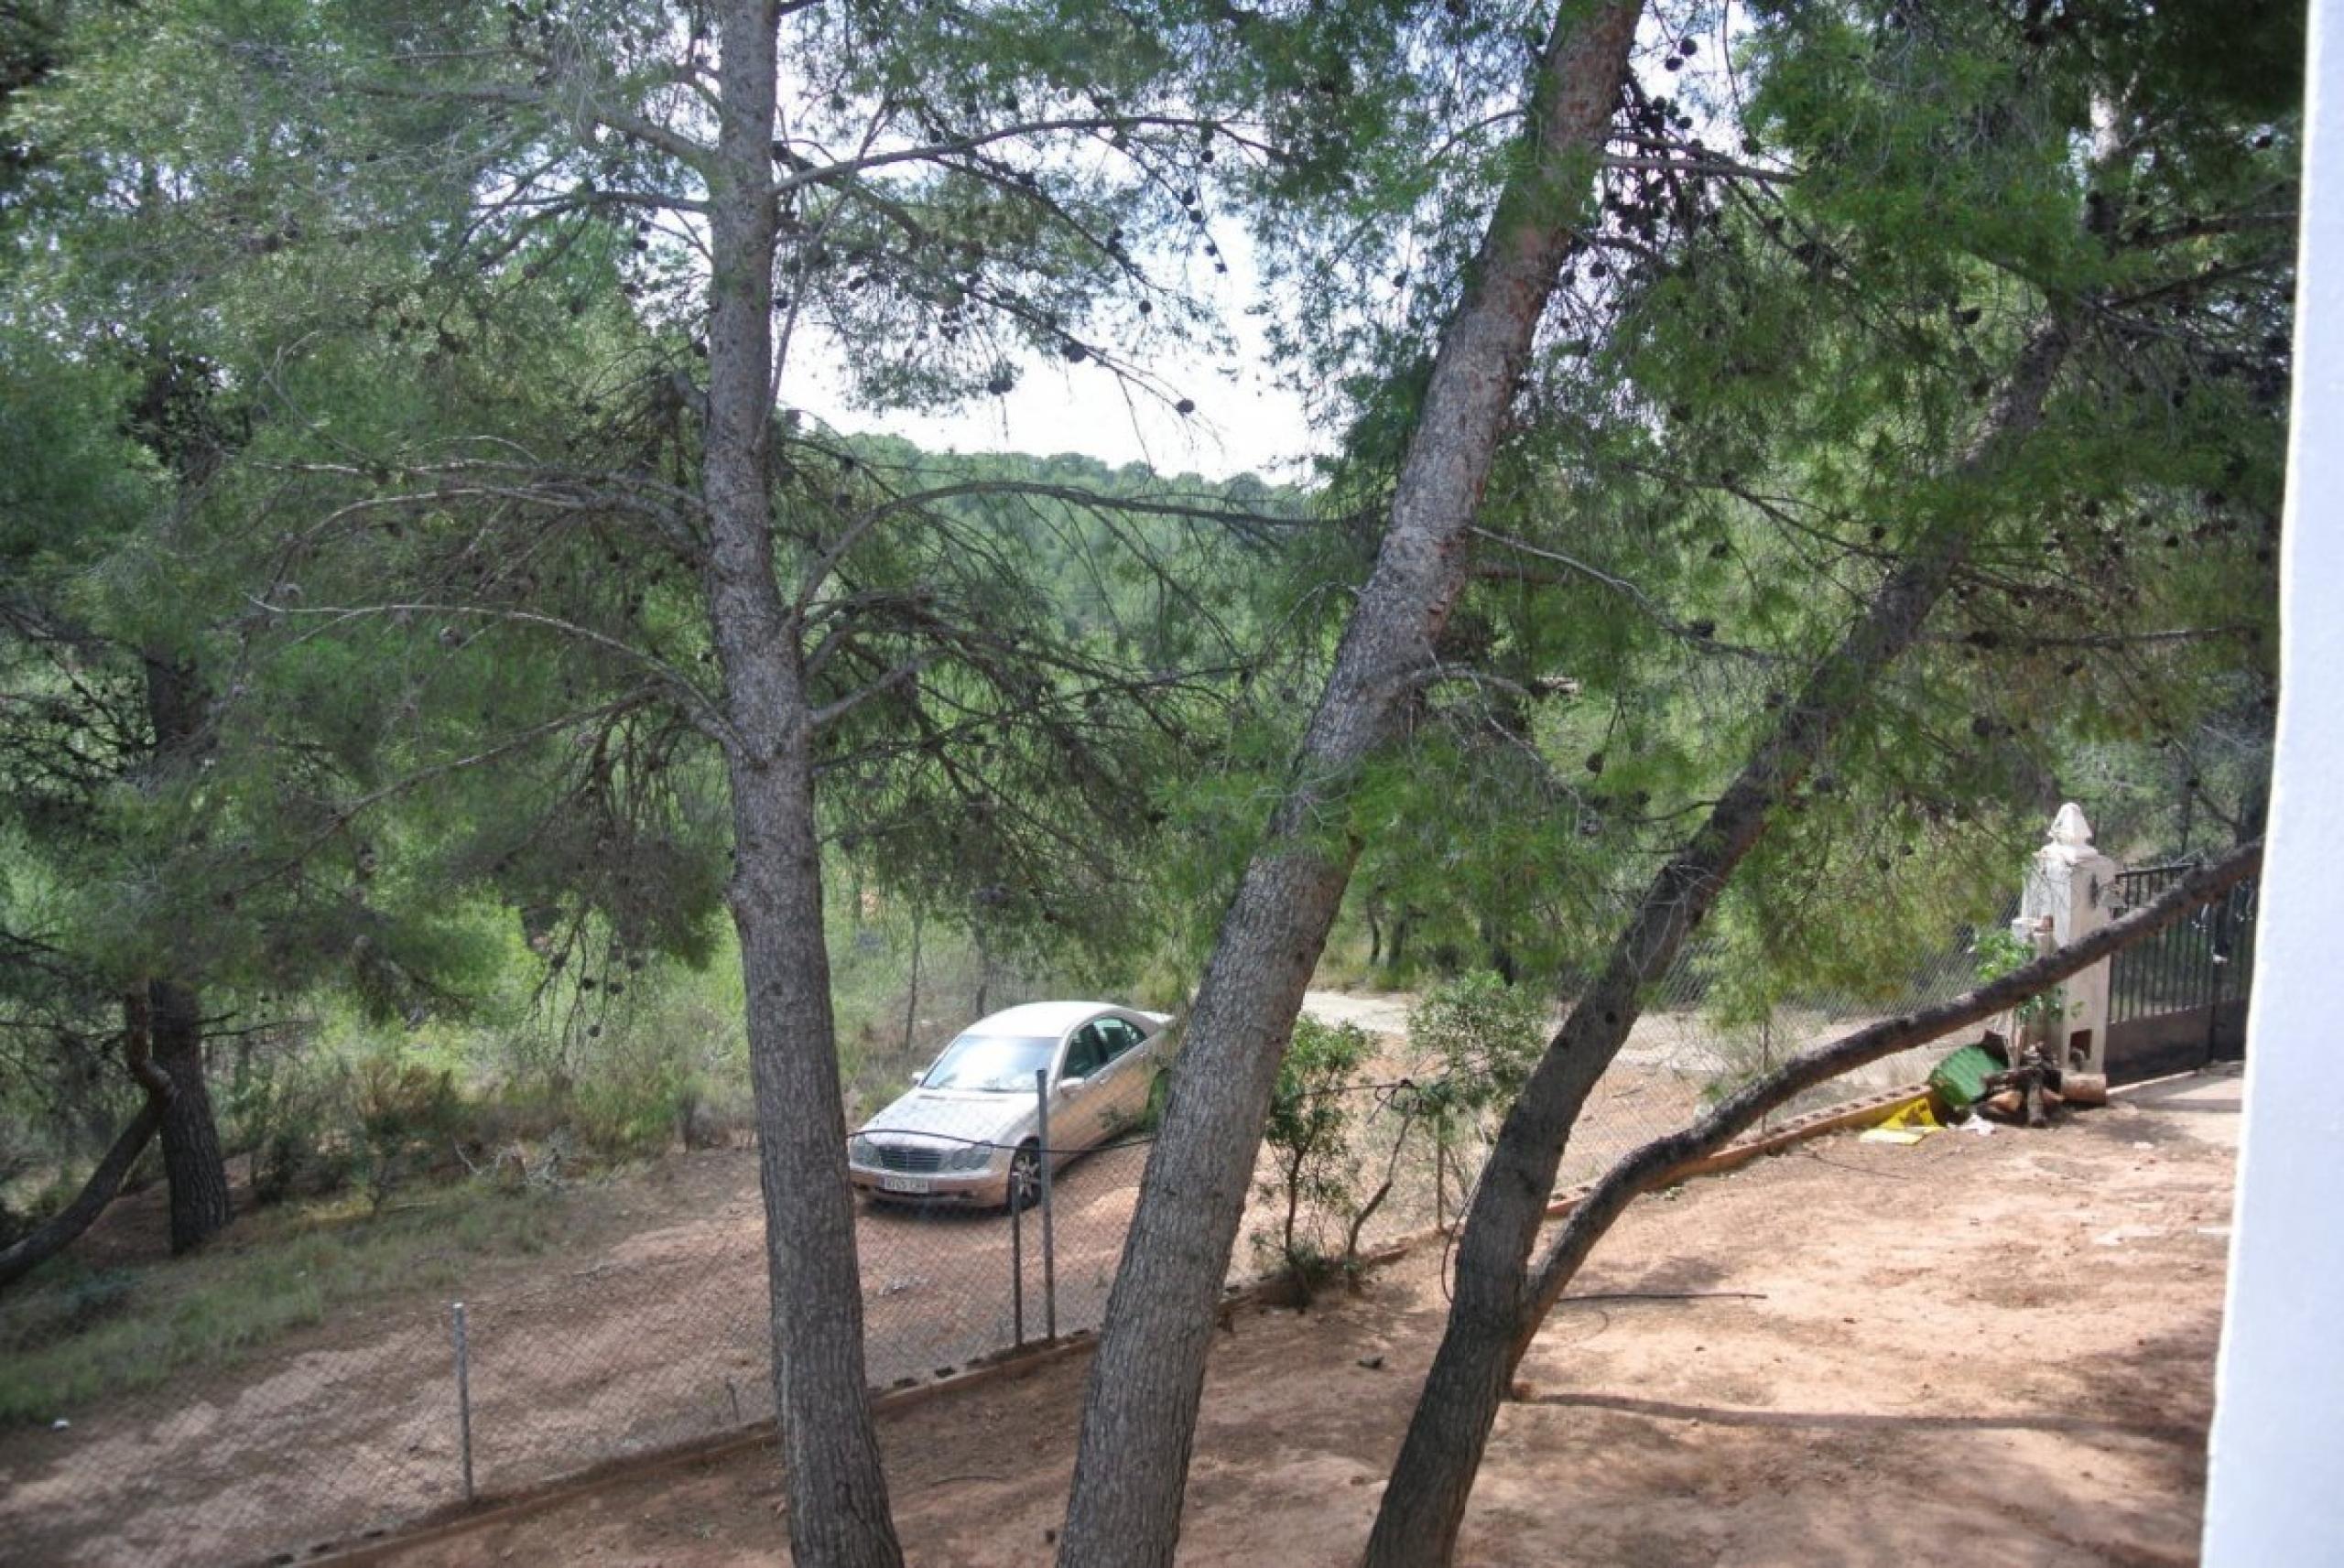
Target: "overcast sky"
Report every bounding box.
[780,232,1329,484]
[773,11,1720,485]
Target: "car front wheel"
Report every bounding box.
[1006,1143,1041,1213]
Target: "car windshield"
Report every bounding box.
[920,1034,1058,1094]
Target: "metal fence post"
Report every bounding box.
[1035,1067,1057,1341]
[2204,891,2233,1062]
[450,1301,475,1504]
[1011,1150,1026,1349]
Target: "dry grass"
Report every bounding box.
[0,1181,572,1425]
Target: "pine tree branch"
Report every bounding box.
[1468,526,1779,660]
[808,653,936,730]
[1600,152,1796,184]
[254,599,727,740]
[213,685,670,899]
[769,114,1220,200]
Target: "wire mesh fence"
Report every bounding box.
[0,941,2005,1568]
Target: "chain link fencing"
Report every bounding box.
[0,934,2007,1568]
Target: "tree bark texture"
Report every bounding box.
[1055,5,1645,1563]
[142,654,234,1254]
[1362,319,2074,1568]
[1509,838,2262,1367]
[701,4,902,1564]
[152,978,230,1253]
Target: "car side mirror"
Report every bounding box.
[1060,1076,1086,1089]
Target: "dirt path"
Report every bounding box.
[1297,989,1417,1037]
[0,993,1790,1568]
[375,1067,2241,1567]
[3,990,2186,1568]
[0,1141,1170,1568]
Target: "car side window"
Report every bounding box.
[1101,1018,1146,1059]
[1064,1025,1108,1080]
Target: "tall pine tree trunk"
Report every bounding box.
[701,4,901,1563]
[1054,5,1645,1562]
[142,654,233,1253]
[1360,322,2072,1567]
[151,978,230,1253]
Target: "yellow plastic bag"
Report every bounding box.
[1858,1096,1941,1145]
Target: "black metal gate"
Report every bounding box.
[2105,861,2261,1083]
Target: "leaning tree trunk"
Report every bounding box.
[1505,838,2263,1371]
[1361,321,2073,1567]
[0,1098,164,1289]
[0,994,175,1290]
[142,654,234,1254]
[1054,5,1646,1563]
[701,4,901,1563]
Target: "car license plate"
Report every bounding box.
[880,1174,929,1195]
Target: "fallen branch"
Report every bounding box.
[1508,838,2263,1368]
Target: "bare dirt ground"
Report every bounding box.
[374,1066,2242,1568]
[4,989,1720,1568]
[0,1139,1167,1568]
[0,988,2215,1568]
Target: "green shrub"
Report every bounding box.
[1254,1015,1374,1298]
[348,1055,465,1211]
[1407,970,1545,1110]
[0,1263,137,1355]
[226,1039,362,1206]
[1971,926,2070,1029]
[1405,971,1547,1219]
[253,1126,355,1206]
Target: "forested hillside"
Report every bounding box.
[0,436,1304,1245]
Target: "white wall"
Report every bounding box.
[2200,4,2344,1559]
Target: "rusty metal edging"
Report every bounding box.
[281,1334,1102,1568]
[1603,1084,1933,1198]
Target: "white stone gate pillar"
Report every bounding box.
[2019,803,2122,1074]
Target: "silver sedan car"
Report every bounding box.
[848,1000,1173,1209]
